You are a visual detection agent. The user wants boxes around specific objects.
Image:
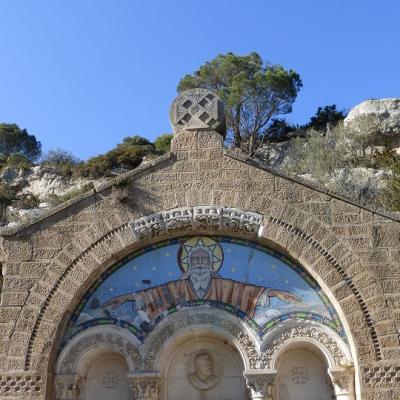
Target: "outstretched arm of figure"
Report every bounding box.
[268,289,302,303]
[103,293,135,309]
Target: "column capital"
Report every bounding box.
[127,372,161,400]
[328,365,355,400]
[54,374,84,400]
[244,369,277,400]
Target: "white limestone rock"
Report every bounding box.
[255,141,292,169]
[301,167,389,204]
[345,99,400,139]
[0,164,110,226]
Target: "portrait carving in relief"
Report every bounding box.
[186,350,223,391]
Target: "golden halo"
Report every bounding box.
[178,236,224,273]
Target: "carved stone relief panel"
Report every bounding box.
[165,338,245,400]
[142,308,259,371]
[261,324,348,369]
[169,88,226,135]
[186,350,223,391]
[130,206,263,241]
[127,373,161,400]
[84,355,130,400]
[57,330,141,375]
[274,350,334,400]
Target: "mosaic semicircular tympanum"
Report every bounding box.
[63,236,345,345]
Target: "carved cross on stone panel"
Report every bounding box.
[102,371,119,389]
[291,366,309,384]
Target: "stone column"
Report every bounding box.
[328,366,355,400]
[127,372,161,400]
[244,370,277,400]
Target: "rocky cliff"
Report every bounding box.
[1,98,399,226]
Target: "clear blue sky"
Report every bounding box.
[0,1,399,160]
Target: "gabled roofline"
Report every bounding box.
[0,153,173,237]
[1,147,398,238]
[225,149,400,223]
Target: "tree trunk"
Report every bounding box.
[234,106,242,148]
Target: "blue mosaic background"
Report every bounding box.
[62,236,345,345]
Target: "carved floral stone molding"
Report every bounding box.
[143,308,259,370]
[57,331,141,374]
[261,325,348,369]
[130,206,263,241]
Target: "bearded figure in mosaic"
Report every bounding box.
[103,237,301,326]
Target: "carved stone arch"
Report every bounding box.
[260,321,351,370]
[19,205,380,400]
[54,326,140,400]
[260,320,357,400]
[27,206,265,372]
[142,307,260,371]
[56,326,142,375]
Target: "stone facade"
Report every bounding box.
[0,90,400,399]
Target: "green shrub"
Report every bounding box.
[0,183,17,207]
[281,115,398,207]
[41,148,81,178]
[78,154,114,178]
[380,153,400,211]
[154,134,173,154]
[14,193,39,209]
[0,123,41,162]
[302,105,347,132]
[4,153,32,170]
[0,183,17,220]
[284,116,381,180]
[46,184,94,206]
[79,135,156,178]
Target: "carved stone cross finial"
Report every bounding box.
[170,88,226,136]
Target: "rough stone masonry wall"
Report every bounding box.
[0,129,399,399]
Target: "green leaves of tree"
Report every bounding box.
[80,134,173,178]
[178,52,302,155]
[0,123,41,163]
